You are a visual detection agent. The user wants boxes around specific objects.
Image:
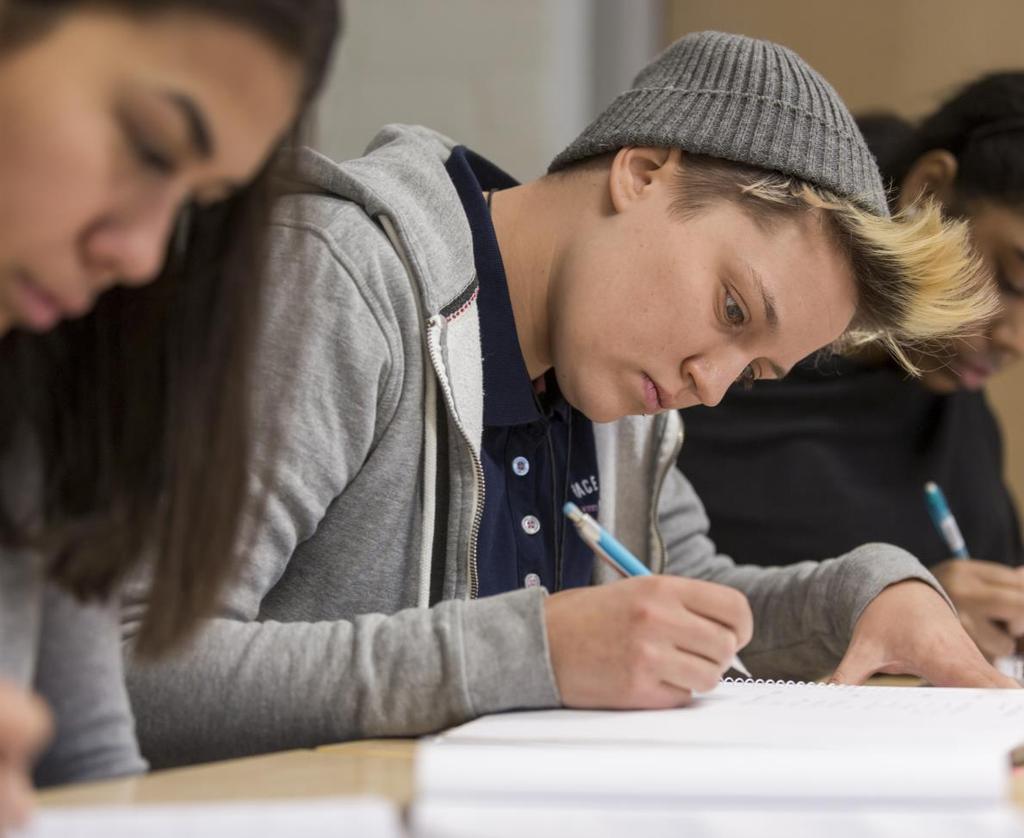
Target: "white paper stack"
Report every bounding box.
[413,680,1024,837]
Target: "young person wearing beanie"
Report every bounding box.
[124,31,1015,769]
[677,72,1024,662]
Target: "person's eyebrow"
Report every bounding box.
[743,262,786,379]
[747,263,779,332]
[164,92,214,159]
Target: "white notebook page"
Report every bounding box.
[439,680,1024,751]
[417,680,1024,805]
[412,801,1024,838]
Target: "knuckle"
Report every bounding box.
[628,600,659,630]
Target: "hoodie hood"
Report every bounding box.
[288,124,478,316]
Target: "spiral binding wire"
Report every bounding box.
[721,676,846,687]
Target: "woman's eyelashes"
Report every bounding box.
[130,130,177,176]
[119,110,179,177]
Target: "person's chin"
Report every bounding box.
[572,390,624,424]
[918,368,962,394]
[580,401,622,424]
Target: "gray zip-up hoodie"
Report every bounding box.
[124,125,946,768]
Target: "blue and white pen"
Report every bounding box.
[563,501,752,678]
[923,481,969,559]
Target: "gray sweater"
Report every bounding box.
[0,551,145,785]
[124,125,946,768]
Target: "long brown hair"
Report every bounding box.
[0,0,341,655]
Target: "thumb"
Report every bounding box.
[827,639,882,686]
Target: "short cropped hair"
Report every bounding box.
[667,153,997,374]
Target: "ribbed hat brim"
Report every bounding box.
[550,87,886,215]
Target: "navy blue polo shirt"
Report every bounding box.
[444,146,600,597]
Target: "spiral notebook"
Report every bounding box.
[415,679,1024,807]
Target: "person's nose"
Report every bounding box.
[82,192,181,289]
[686,352,750,407]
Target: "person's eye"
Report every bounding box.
[724,290,746,327]
[121,115,177,176]
[997,270,1024,298]
[131,135,176,175]
[737,364,758,390]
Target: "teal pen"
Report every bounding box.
[562,502,752,679]
[924,481,1024,682]
[923,481,969,559]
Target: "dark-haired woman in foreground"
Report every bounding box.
[0,0,339,826]
[678,72,1024,664]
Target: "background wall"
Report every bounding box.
[315,0,662,181]
[668,0,1024,517]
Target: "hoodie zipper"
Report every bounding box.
[424,315,484,600]
[650,413,685,572]
[377,213,484,601]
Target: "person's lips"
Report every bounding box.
[10,271,92,330]
[950,356,997,391]
[642,373,666,413]
[11,271,63,331]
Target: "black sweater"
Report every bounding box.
[677,354,1023,569]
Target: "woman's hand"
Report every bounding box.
[0,681,51,832]
[932,559,1024,660]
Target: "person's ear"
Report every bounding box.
[897,149,958,213]
[608,146,678,214]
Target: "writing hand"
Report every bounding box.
[931,559,1024,659]
[544,576,752,708]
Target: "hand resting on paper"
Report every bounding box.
[828,580,1020,688]
[544,575,752,709]
[0,680,51,832]
[931,559,1024,660]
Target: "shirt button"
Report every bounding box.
[512,456,530,477]
[524,573,541,588]
[521,514,541,535]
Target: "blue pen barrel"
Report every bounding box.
[924,482,969,559]
[596,531,651,577]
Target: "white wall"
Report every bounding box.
[314,0,663,181]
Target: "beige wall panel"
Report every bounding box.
[667,0,1024,517]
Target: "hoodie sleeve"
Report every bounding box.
[658,466,951,679]
[123,210,560,769]
[33,586,146,786]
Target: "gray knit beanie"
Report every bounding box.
[549,31,888,216]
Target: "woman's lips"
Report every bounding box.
[951,357,996,390]
[12,271,62,331]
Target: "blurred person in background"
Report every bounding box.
[677,72,1024,663]
[0,0,339,828]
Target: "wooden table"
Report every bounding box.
[36,741,416,808]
